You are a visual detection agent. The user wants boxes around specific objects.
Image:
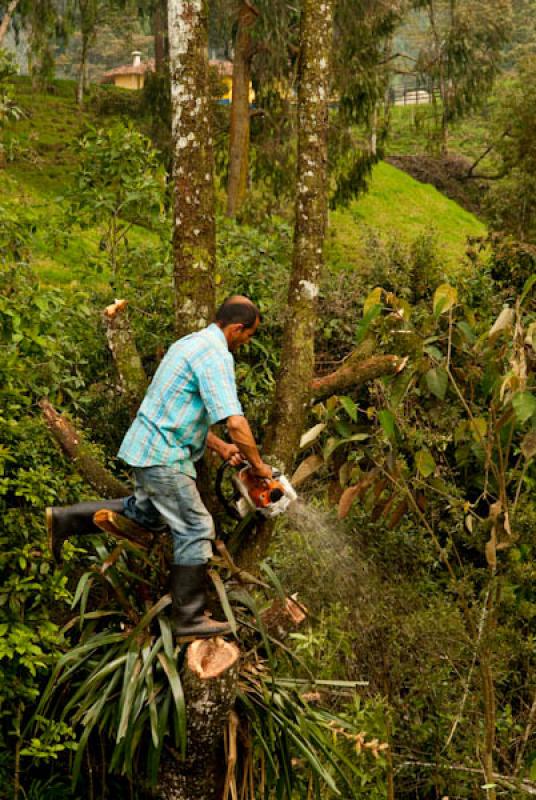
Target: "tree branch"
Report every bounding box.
[0,0,20,46]
[310,354,407,399]
[39,399,129,498]
[103,299,147,418]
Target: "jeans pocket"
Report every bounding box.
[143,465,183,498]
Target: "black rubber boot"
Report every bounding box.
[46,498,127,563]
[170,564,232,638]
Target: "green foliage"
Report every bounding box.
[68,121,165,274]
[485,56,536,242]
[39,541,388,797]
[0,257,113,796]
[287,268,535,795]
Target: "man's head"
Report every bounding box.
[215,295,261,351]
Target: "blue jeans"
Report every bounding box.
[122,465,214,566]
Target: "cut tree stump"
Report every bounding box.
[157,638,240,800]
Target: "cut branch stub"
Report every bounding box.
[39,399,129,499]
[311,355,407,400]
[103,299,148,418]
[260,593,308,639]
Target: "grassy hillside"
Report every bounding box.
[329,161,485,275]
[2,78,485,287]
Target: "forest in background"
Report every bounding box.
[0,1,535,799]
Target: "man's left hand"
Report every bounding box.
[220,443,244,466]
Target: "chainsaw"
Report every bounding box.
[215,461,297,522]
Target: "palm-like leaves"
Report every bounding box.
[36,538,386,796]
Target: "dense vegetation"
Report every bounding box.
[0,2,535,799]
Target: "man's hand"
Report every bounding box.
[250,461,272,479]
[220,442,244,467]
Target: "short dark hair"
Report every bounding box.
[215,297,261,329]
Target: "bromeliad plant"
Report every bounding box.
[36,538,387,798]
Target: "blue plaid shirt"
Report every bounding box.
[118,324,243,477]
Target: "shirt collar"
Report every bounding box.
[206,323,229,350]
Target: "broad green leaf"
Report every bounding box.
[356,303,382,344]
[299,423,326,449]
[520,273,536,305]
[378,409,396,440]
[513,392,536,425]
[415,449,436,477]
[363,287,383,315]
[339,396,357,422]
[470,417,488,441]
[433,283,458,316]
[424,344,443,361]
[323,433,368,462]
[425,367,448,400]
[457,321,476,343]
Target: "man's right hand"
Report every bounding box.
[250,461,272,479]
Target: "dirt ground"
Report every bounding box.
[386,153,488,218]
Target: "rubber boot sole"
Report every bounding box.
[173,619,233,640]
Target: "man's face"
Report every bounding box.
[227,316,260,351]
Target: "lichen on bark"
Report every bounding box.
[168,0,216,338]
[265,0,334,472]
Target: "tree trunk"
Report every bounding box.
[168,0,216,339]
[264,0,333,472]
[39,399,129,498]
[154,0,168,74]
[102,299,148,418]
[226,1,258,218]
[77,31,89,108]
[0,0,20,45]
[157,639,240,800]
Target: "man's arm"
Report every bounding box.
[206,431,243,466]
[226,415,272,478]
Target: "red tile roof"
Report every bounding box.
[101,58,156,82]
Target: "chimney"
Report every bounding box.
[132,51,142,67]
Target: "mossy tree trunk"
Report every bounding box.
[168,0,216,339]
[226,1,258,218]
[264,0,333,472]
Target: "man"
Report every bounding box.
[47,295,271,638]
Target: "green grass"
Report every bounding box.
[2,78,486,287]
[328,161,486,274]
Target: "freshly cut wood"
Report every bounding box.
[311,355,407,400]
[157,638,240,800]
[39,399,129,498]
[93,509,154,550]
[103,299,147,417]
[260,593,308,638]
